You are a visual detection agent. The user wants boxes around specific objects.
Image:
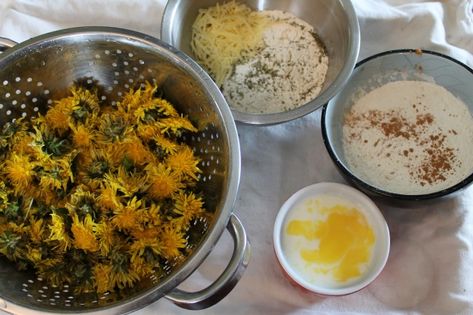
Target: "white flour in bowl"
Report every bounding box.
[342,80,473,195]
[222,11,328,114]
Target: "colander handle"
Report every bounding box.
[0,37,17,53]
[165,214,251,310]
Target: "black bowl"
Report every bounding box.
[321,49,473,202]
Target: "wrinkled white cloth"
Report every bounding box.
[0,0,472,314]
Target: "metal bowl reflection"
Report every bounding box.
[161,0,360,125]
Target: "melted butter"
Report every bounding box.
[286,202,375,283]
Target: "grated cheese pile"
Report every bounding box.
[191,1,271,87]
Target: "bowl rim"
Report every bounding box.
[273,182,390,296]
[321,48,473,201]
[161,0,361,126]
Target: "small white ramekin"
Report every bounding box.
[273,182,390,296]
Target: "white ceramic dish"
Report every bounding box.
[273,182,390,296]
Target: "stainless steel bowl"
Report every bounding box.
[161,0,360,125]
[0,27,249,314]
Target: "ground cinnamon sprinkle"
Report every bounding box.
[343,80,473,195]
[347,110,454,186]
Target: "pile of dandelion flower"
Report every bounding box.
[0,82,209,294]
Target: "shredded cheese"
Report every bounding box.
[190,1,270,87]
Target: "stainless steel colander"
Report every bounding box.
[0,27,249,314]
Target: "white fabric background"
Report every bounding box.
[0,0,472,314]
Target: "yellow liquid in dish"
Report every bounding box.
[283,196,375,286]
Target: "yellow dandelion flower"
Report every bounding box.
[153,132,179,155]
[120,90,142,113]
[32,187,58,206]
[38,155,75,192]
[99,143,121,167]
[97,146,115,165]
[25,246,42,264]
[93,263,113,294]
[121,82,156,113]
[133,106,151,124]
[48,212,71,251]
[94,221,115,256]
[119,83,145,110]
[114,137,154,166]
[45,97,75,132]
[145,163,183,200]
[70,85,100,122]
[71,124,95,148]
[123,82,170,115]
[110,268,140,290]
[71,214,99,252]
[78,147,113,188]
[39,174,62,192]
[11,133,35,155]
[129,237,161,262]
[141,81,158,98]
[105,167,145,197]
[130,256,154,278]
[111,197,144,231]
[98,114,133,143]
[117,166,147,193]
[136,123,160,141]
[173,191,204,226]
[108,249,139,289]
[31,124,72,157]
[67,187,99,220]
[175,192,203,213]
[103,171,128,196]
[165,146,201,180]
[154,97,179,118]
[4,153,35,194]
[97,183,122,211]
[143,203,162,227]
[28,218,44,244]
[160,223,187,259]
[157,116,198,135]
[143,81,158,95]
